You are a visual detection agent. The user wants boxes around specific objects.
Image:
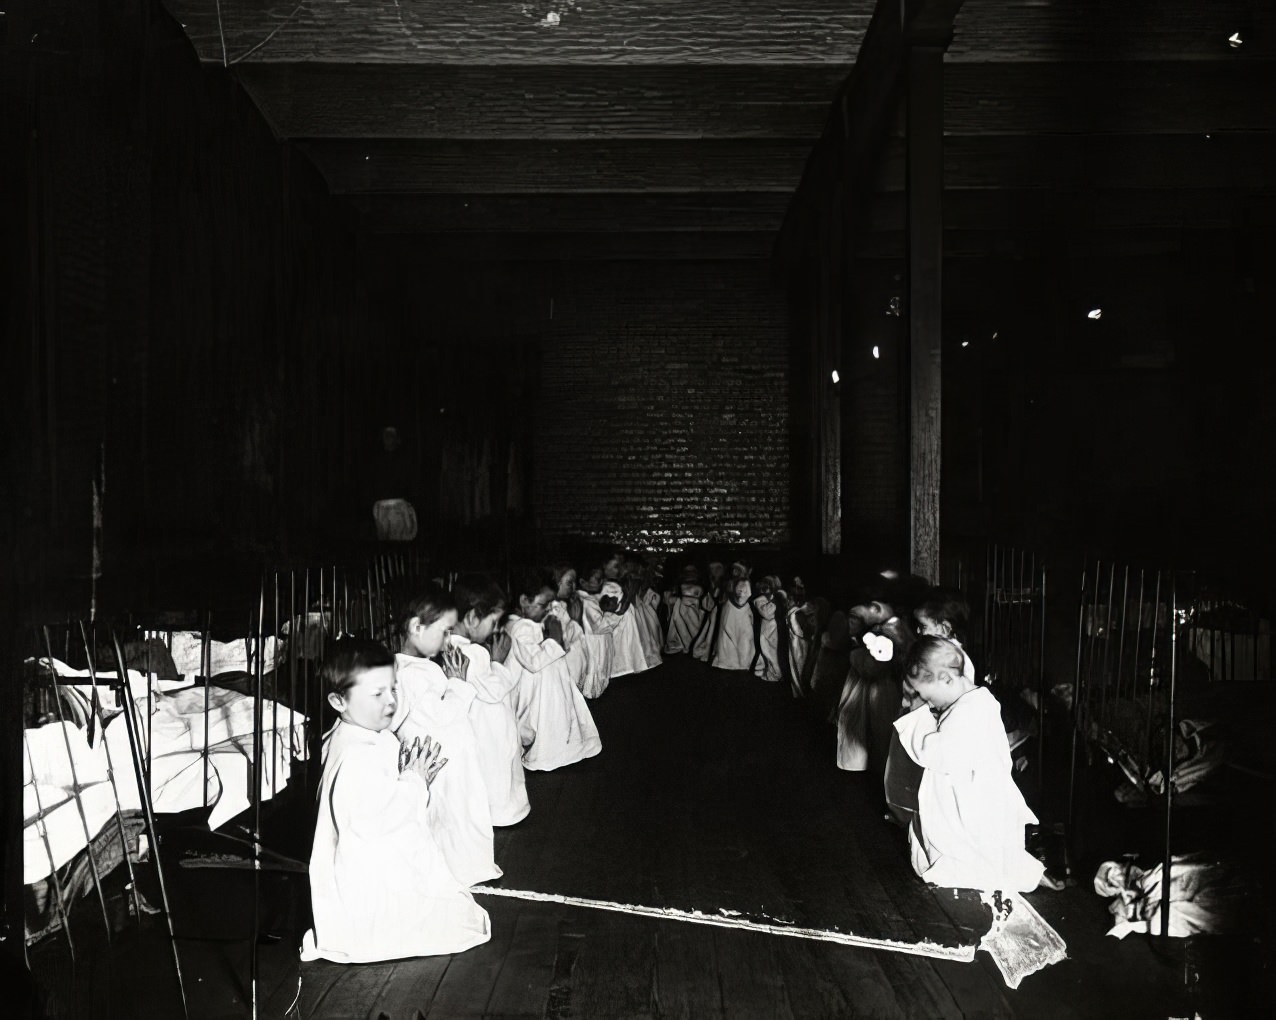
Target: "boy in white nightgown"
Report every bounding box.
[663,564,706,655]
[451,573,530,826]
[751,577,784,682]
[712,578,757,671]
[575,568,614,697]
[503,576,602,771]
[691,561,726,662]
[393,591,503,888]
[597,579,647,678]
[302,641,490,963]
[894,637,1047,893]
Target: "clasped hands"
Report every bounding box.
[398,735,448,787]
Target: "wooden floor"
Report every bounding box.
[29,656,1259,1018]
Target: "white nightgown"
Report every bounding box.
[711,591,757,671]
[785,603,813,698]
[455,637,529,826]
[895,686,1044,893]
[691,589,723,662]
[634,587,664,669]
[752,595,782,682]
[301,721,491,963]
[391,655,502,887]
[503,616,603,771]
[663,584,706,655]
[576,591,614,698]
[598,581,647,679]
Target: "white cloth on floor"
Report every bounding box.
[753,595,782,682]
[302,720,491,963]
[711,592,757,671]
[391,655,502,887]
[634,588,664,669]
[663,584,706,655]
[1093,854,1246,939]
[895,687,1044,893]
[455,638,529,827]
[598,582,647,679]
[576,592,614,698]
[503,617,602,771]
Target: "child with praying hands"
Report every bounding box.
[894,637,1060,893]
[302,640,491,963]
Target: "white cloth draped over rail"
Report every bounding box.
[391,654,502,887]
[302,721,491,963]
[895,687,1044,893]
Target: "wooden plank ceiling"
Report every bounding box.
[162,0,1275,261]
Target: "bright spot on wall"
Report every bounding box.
[961,340,969,348]
[1087,308,1103,320]
[831,369,840,384]
[1228,32,1243,48]
[872,346,880,359]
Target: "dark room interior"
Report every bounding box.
[4,1,1275,1017]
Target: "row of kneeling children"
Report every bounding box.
[303,570,608,964]
[799,579,1066,894]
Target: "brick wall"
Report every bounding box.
[532,262,792,553]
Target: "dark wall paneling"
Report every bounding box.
[163,0,870,66]
[234,65,846,140]
[11,6,399,612]
[298,138,814,195]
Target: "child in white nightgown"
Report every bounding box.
[302,640,491,963]
[393,586,502,887]
[663,564,706,655]
[574,567,614,697]
[451,573,529,826]
[751,577,784,682]
[894,637,1051,893]
[690,561,726,662]
[502,571,602,771]
[597,579,647,679]
[712,578,757,671]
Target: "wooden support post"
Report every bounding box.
[907,44,945,584]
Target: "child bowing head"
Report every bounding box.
[322,639,400,732]
[901,636,972,712]
[399,584,460,660]
[452,573,507,645]
[913,587,971,645]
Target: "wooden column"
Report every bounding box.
[907,45,945,583]
[817,182,843,555]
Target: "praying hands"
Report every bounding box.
[398,735,448,788]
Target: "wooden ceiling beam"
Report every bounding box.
[865,188,1272,233]
[948,0,1273,63]
[377,231,778,262]
[162,0,870,66]
[234,64,845,140]
[296,138,813,194]
[936,61,1276,136]
[869,134,1276,192]
[347,193,792,234]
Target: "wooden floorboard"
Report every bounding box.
[424,897,521,1018]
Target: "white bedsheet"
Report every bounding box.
[24,679,307,885]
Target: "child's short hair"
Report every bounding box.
[397,583,456,641]
[321,638,395,698]
[903,635,966,681]
[452,573,506,619]
[917,586,971,643]
[511,567,555,601]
